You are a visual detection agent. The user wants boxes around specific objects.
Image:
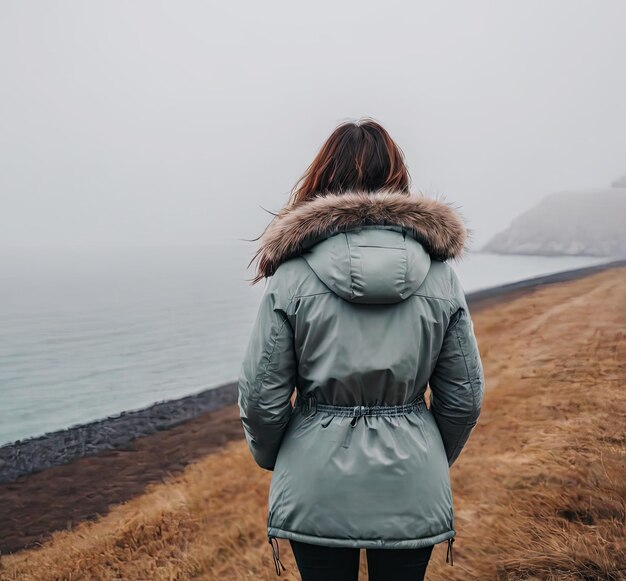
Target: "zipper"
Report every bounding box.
[446,537,455,566]
[268,534,286,576]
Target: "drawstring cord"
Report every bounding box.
[342,415,360,448]
[268,536,286,575]
[446,537,455,566]
[341,404,377,448]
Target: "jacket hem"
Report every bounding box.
[267,526,455,549]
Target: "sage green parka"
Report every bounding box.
[238,190,485,572]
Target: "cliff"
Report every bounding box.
[481,177,626,257]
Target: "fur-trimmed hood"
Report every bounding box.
[249,189,469,284]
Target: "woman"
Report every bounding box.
[238,118,485,580]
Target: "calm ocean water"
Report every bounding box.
[0,245,613,446]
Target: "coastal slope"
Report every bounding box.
[1,267,625,580]
[482,179,626,257]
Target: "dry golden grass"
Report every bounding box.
[1,267,625,580]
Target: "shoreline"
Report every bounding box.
[2,262,624,577]
[2,256,625,487]
[0,259,624,556]
[463,255,626,311]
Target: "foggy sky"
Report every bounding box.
[1,1,625,252]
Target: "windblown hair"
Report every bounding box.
[246,119,415,283]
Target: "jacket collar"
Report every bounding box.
[249,189,469,282]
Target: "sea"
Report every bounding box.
[0,244,614,446]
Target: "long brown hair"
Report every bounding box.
[247,118,412,283]
[288,118,411,205]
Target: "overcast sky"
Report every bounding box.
[1,1,625,252]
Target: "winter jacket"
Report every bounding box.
[237,190,485,575]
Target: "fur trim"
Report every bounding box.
[248,189,469,283]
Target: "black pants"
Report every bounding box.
[289,539,434,581]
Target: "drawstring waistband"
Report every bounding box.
[294,393,426,418]
[294,393,426,448]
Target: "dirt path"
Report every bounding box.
[1,267,625,580]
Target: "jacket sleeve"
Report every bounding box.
[428,267,485,467]
[237,274,297,471]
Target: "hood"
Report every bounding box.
[303,225,433,304]
[249,189,469,304]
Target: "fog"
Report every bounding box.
[1,0,625,252]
